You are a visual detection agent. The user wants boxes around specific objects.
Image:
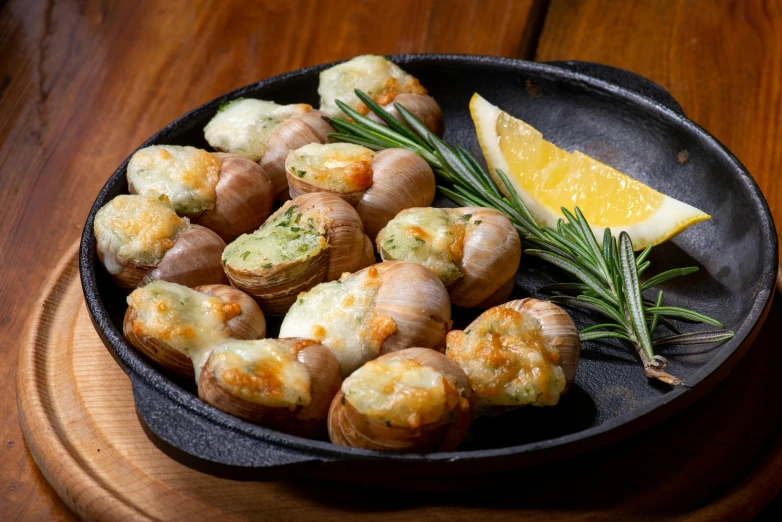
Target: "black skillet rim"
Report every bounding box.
[79,54,778,465]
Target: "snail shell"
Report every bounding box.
[94,195,227,289]
[446,299,580,416]
[328,348,471,452]
[192,154,274,242]
[377,206,521,308]
[261,110,335,200]
[499,298,581,385]
[367,93,444,137]
[279,261,452,377]
[222,192,372,316]
[123,281,266,379]
[198,338,342,437]
[286,145,436,242]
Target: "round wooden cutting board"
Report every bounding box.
[16,243,782,521]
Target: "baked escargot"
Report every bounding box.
[203,98,335,200]
[328,348,471,452]
[198,337,341,436]
[286,143,436,240]
[446,298,580,415]
[377,207,521,307]
[318,54,444,136]
[222,192,374,316]
[93,194,227,289]
[123,280,266,379]
[127,145,274,241]
[279,261,452,377]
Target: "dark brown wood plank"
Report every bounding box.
[0,1,534,520]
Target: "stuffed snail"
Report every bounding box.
[377,207,521,307]
[279,261,452,377]
[198,337,342,436]
[127,145,274,241]
[328,348,471,452]
[318,55,444,137]
[286,143,436,239]
[123,280,266,379]
[203,98,335,200]
[222,192,375,316]
[446,298,580,416]
[93,194,227,289]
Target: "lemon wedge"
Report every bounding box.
[470,93,709,249]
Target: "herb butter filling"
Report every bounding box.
[279,267,396,377]
[377,207,470,286]
[204,98,311,161]
[342,357,457,429]
[222,204,327,271]
[94,195,190,274]
[446,307,566,407]
[126,280,231,379]
[208,339,312,408]
[318,55,427,118]
[127,145,221,214]
[287,143,375,193]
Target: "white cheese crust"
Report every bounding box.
[204,99,311,161]
[127,145,221,214]
[377,207,466,285]
[94,195,189,274]
[342,357,456,428]
[318,55,427,118]
[207,339,311,408]
[222,202,328,271]
[126,281,230,377]
[446,307,566,407]
[286,143,374,192]
[279,267,396,377]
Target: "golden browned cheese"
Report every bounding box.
[94,195,189,274]
[376,207,467,286]
[446,307,566,407]
[286,143,375,193]
[127,145,221,214]
[341,357,459,428]
[279,265,397,377]
[207,339,311,408]
[318,55,428,118]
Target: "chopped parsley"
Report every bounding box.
[241,251,251,260]
[261,263,272,268]
[461,214,473,221]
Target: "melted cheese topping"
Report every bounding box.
[377,208,468,285]
[222,203,328,271]
[94,195,189,274]
[126,281,230,377]
[286,143,374,192]
[342,357,458,428]
[208,339,311,408]
[127,145,221,214]
[204,99,311,161]
[446,308,565,407]
[279,267,396,377]
[318,55,427,117]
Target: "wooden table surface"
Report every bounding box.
[2,0,781,520]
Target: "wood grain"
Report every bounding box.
[0,1,535,520]
[16,244,782,521]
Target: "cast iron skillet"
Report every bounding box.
[79,55,777,485]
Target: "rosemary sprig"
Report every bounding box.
[328,90,735,385]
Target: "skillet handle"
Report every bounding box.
[544,60,685,116]
[131,376,334,477]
